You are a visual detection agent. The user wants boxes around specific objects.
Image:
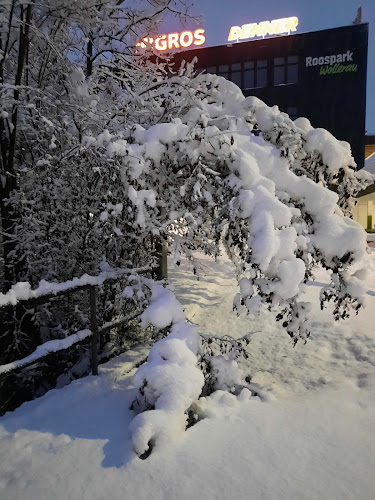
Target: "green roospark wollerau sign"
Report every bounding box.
[305,50,358,76]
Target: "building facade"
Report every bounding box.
[171,23,368,169]
[355,138,375,232]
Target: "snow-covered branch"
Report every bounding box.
[0,266,152,308]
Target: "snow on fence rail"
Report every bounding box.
[0,266,152,377]
[0,329,93,375]
[0,265,151,308]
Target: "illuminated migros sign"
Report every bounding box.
[228,16,298,42]
[137,29,205,51]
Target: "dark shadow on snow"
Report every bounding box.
[0,351,144,469]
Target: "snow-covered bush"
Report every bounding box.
[112,69,372,455]
[129,280,204,456]
[197,329,252,397]
[254,108,373,216]
[102,69,372,344]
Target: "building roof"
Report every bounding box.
[365,136,375,159]
[364,153,375,174]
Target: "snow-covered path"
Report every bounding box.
[169,253,375,398]
[0,253,375,500]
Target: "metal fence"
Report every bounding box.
[0,267,152,414]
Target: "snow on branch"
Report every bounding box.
[0,329,92,375]
[0,265,152,309]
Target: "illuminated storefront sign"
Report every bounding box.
[137,29,205,51]
[228,17,298,42]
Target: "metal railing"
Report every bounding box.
[0,267,152,376]
[0,267,156,414]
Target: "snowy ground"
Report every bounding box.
[170,253,375,399]
[0,251,375,500]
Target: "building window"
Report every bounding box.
[243,60,268,89]
[256,60,268,88]
[230,63,242,87]
[218,64,229,79]
[274,57,285,85]
[202,59,269,90]
[243,61,255,89]
[273,55,298,85]
[287,55,298,84]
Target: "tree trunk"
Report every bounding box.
[0,3,33,291]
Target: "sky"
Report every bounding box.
[162,0,375,134]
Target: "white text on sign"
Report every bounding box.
[137,29,205,51]
[228,17,298,42]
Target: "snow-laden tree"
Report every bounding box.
[1,0,194,289]
[75,67,372,455]
[0,0,194,361]
[99,68,373,342]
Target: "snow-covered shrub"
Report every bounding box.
[198,332,252,396]
[124,69,373,454]
[250,106,373,217]
[102,70,372,344]
[129,280,204,456]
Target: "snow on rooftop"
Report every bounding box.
[364,153,375,175]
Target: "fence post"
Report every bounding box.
[155,205,168,280]
[90,286,98,376]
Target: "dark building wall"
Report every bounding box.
[365,135,375,159]
[170,24,368,169]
